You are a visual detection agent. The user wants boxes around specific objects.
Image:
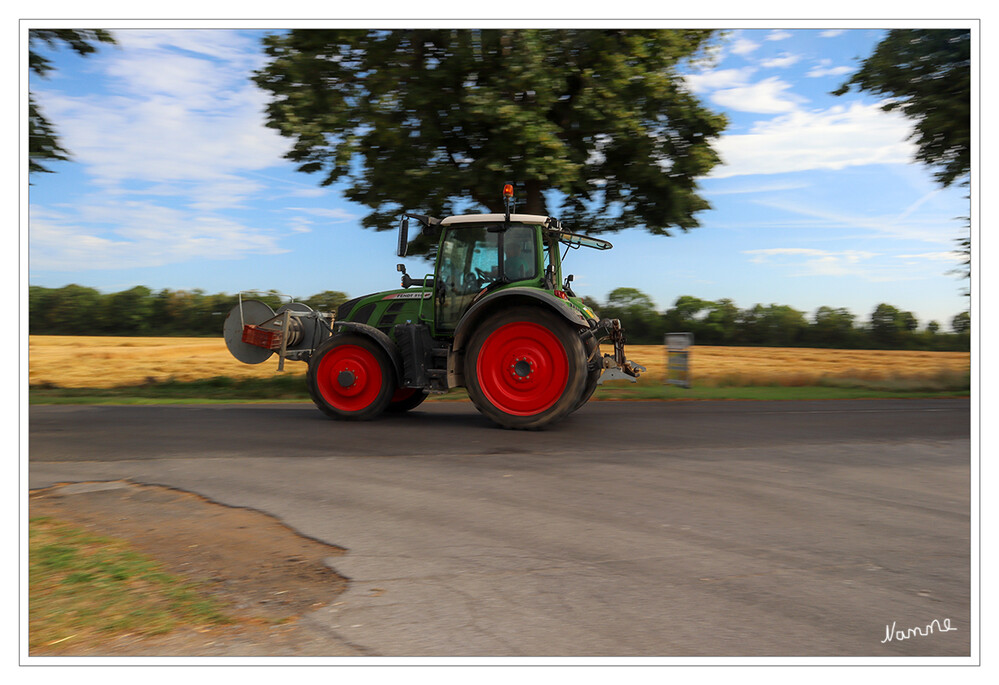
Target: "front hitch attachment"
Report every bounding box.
[596,318,647,384]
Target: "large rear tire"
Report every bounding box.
[307,334,395,421]
[464,307,586,430]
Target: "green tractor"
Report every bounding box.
[224,186,645,429]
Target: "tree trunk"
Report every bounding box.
[522,180,548,215]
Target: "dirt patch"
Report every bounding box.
[29,481,362,656]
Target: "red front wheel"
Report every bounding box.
[308,334,395,420]
[465,307,586,430]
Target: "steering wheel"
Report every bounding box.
[472,267,493,288]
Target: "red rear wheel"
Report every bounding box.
[465,307,586,430]
[308,335,394,420]
[476,321,569,416]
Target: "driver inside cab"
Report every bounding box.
[504,235,535,281]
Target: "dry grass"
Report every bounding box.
[29,336,305,389]
[28,336,970,390]
[628,344,970,388]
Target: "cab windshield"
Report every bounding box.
[436,223,538,325]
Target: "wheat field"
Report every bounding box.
[28,336,970,389]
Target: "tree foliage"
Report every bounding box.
[834,29,970,187]
[835,29,972,302]
[29,29,116,174]
[253,29,727,241]
[579,289,967,350]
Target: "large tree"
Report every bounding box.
[253,29,727,240]
[29,29,116,174]
[834,28,971,297]
[834,29,970,188]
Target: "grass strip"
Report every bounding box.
[29,516,232,652]
[29,372,969,405]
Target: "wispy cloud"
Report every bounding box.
[820,30,845,38]
[683,66,756,93]
[766,30,793,42]
[760,53,802,69]
[748,196,956,245]
[29,29,296,272]
[730,37,760,56]
[894,252,964,263]
[702,179,810,196]
[745,245,963,282]
[287,207,360,222]
[806,59,853,78]
[760,52,801,69]
[744,247,880,277]
[30,202,286,271]
[710,76,805,114]
[709,102,915,178]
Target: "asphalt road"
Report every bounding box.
[29,399,972,657]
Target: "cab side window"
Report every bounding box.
[503,224,537,281]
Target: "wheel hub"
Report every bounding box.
[337,370,356,388]
[513,358,533,379]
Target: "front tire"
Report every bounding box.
[307,334,395,421]
[465,307,586,430]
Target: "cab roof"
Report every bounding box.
[439,213,550,226]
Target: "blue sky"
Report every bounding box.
[27,25,973,330]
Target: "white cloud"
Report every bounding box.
[29,29,299,272]
[730,37,760,56]
[32,30,289,194]
[711,77,804,114]
[806,59,854,78]
[30,202,286,271]
[708,102,916,178]
[111,29,268,67]
[760,53,801,69]
[704,180,810,196]
[820,30,845,38]
[745,246,964,281]
[682,67,756,93]
[894,252,964,262]
[749,197,955,245]
[744,248,882,278]
[287,207,360,222]
[766,31,793,42]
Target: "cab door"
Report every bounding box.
[434,225,499,330]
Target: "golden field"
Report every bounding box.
[29,336,970,389]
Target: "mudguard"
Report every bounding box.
[330,320,405,381]
[452,287,590,352]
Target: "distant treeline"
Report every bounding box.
[28,285,350,337]
[585,288,970,351]
[28,284,970,351]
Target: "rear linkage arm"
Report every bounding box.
[589,318,648,384]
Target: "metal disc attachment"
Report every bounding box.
[224,300,277,364]
[276,302,316,352]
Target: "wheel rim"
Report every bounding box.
[476,321,569,416]
[315,344,383,412]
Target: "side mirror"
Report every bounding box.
[397,216,409,257]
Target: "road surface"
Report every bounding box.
[29,399,972,657]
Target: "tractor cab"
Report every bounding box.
[396,200,611,335]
